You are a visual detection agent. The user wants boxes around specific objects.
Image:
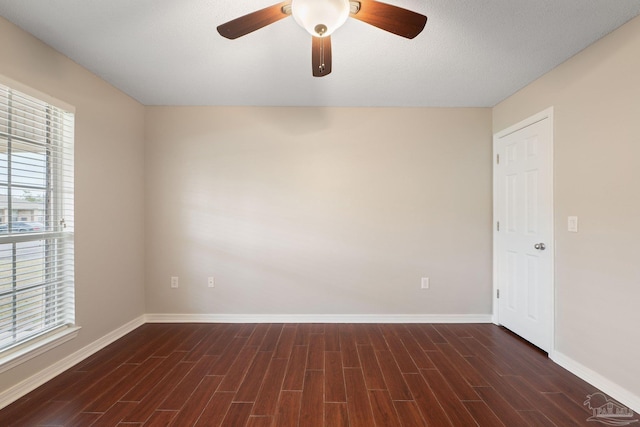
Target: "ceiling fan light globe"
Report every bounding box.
[291,0,350,37]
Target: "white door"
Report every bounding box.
[494,110,554,352]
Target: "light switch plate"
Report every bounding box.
[568,216,578,232]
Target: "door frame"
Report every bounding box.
[492,107,555,355]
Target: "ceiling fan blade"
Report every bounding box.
[312,36,332,77]
[217,2,291,39]
[351,0,427,39]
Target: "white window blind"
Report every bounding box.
[0,82,75,355]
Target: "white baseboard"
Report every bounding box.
[551,350,640,413]
[0,315,146,410]
[144,313,493,324]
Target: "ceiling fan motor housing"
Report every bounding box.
[291,0,351,37]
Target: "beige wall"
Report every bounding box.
[145,107,493,316]
[494,16,640,401]
[0,17,146,391]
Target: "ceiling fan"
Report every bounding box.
[217,0,427,77]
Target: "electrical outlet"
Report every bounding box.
[171,276,179,288]
[421,277,430,289]
[208,277,215,288]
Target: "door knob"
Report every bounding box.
[534,243,546,250]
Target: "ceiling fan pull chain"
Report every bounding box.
[318,40,326,73]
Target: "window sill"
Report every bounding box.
[0,326,81,374]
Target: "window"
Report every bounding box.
[0,81,75,364]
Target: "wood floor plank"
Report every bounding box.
[463,353,535,411]
[394,400,428,427]
[466,323,501,348]
[235,351,275,402]
[420,324,447,344]
[405,324,437,352]
[169,375,221,426]
[184,325,224,362]
[56,359,137,403]
[300,370,324,427]
[194,391,235,427]
[396,329,435,369]
[464,400,506,427]
[274,325,297,359]
[357,344,386,390]
[143,410,178,426]
[246,323,271,347]
[274,391,302,427]
[325,402,349,427]
[545,366,606,408]
[517,410,558,427]
[375,350,412,400]
[380,326,419,373]
[343,368,376,427]
[122,353,190,402]
[460,335,520,376]
[364,324,389,351]
[221,402,254,426]
[217,345,259,392]
[309,324,326,334]
[153,324,201,357]
[504,376,583,427]
[324,324,341,351]
[158,355,220,410]
[435,343,489,387]
[543,392,595,425]
[325,351,347,403]
[247,415,275,427]
[0,397,32,425]
[206,324,241,356]
[282,345,308,391]
[403,373,453,426]
[432,324,474,356]
[428,349,481,400]
[474,386,529,427]
[481,327,556,377]
[208,337,249,375]
[420,368,479,427]
[339,325,360,368]
[77,327,148,368]
[60,362,137,413]
[307,333,325,371]
[121,362,195,423]
[65,412,102,427]
[238,323,258,338]
[445,323,475,338]
[368,390,401,427]
[260,324,285,352]
[175,324,208,352]
[294,323,311,345]
[93,401,139,426]
[9,399,68,426]
[85,357,165,412]
[352,323,370,345]
[252,358,289,415]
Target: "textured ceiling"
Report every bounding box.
[1,0,639,107]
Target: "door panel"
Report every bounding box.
[495,115,553,352]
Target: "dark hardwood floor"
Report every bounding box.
[1,323,635,426]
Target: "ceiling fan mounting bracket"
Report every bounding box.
[283,1,360,16]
